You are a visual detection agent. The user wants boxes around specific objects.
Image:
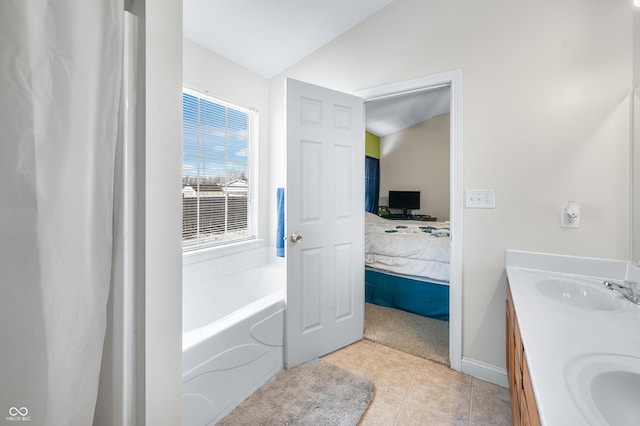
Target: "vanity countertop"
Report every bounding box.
[505,250,640,425]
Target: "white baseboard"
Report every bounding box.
[461,357,508,388]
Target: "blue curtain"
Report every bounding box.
[364,156,380,213]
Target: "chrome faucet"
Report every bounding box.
[603,280,640,305]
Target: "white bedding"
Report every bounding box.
[365,212,451,282]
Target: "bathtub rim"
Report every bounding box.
[182,289,285,353]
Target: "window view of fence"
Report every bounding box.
[182,181,249,243]
[182,90,255,250]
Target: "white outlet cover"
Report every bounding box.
[560,205,580,228]
[465,189,496,209]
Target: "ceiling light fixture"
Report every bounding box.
[635,0,640,7]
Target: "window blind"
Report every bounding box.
[182,88,256,250]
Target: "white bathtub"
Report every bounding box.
[182,262,285,426]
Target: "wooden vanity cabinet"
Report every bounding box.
[506,282,541,426]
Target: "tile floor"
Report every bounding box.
[321,339,512,426]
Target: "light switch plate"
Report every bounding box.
[465,189,496,209]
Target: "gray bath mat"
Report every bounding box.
[364,302,449,366]
[217,359,374,425]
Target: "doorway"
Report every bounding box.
[356,71,463,370]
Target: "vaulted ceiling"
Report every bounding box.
[183,0,393,79]
[183,0,450,137]
[365,87,450,137]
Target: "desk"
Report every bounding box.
[382,215,437,221]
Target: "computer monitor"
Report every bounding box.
[388,191,420,216]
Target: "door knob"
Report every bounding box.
[290,233,303,243]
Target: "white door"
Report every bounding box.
[285,78,365,368]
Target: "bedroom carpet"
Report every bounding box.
[217,359,375,426]
[364,302,449,366]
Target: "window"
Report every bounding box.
[182,88,257,250]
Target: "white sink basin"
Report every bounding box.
[534,278,624,311]
[566,353,640,426]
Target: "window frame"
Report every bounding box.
[181,87,258,252]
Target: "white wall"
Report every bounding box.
[269,82,287,249]
[270,0,632,369]
[633,7,640,261]
[143,0,183,424]
[380,114,450,221]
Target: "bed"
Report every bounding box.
[364,212,450,321]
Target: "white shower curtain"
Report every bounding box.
[0,1,124,425]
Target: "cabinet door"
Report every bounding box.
[522,356,541,426]
[507,282,541,426]
[506,295,519,425]
[519,391,529,426]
